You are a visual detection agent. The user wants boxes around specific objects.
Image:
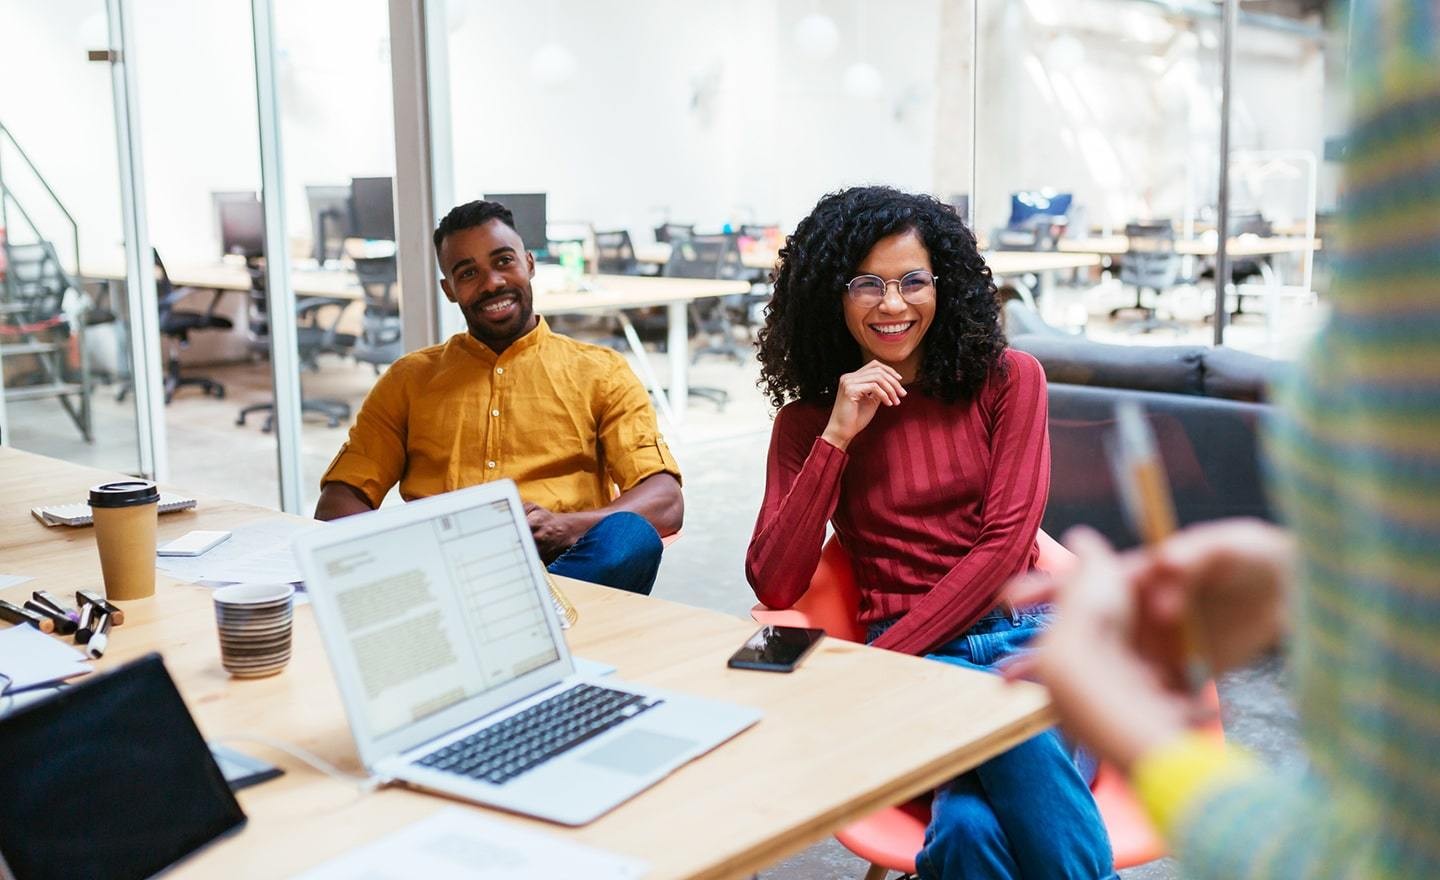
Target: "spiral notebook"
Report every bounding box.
[30,492,197,528]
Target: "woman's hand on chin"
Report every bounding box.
[821,360,906,450]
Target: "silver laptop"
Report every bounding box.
[292,480,761,825]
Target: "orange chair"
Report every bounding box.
[751,533,1222,879]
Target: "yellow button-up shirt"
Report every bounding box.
[321,317,680,511]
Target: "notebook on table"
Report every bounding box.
[292,480,760,826]
[30,492,197,527]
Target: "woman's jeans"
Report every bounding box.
[869,609,1116,880]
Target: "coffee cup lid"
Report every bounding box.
[88,480,160,509]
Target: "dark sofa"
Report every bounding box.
[1008,332,1282,550]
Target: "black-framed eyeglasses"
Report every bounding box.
[845,269,939,307]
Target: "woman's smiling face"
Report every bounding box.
[842,227,937,382]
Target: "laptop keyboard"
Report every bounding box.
[415,684,664,786]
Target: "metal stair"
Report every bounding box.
[1,120,93,443]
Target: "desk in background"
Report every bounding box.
[80,261,750,427]
[0,447,1053,879]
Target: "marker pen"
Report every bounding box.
[32,591,78,620]
[87,613,112,659]
[23,600,77,636]
[75,602,96,644]
[76,590,125,626]
[0,599,54,633]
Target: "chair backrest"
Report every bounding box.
[1122,222,1180,288]
[352,256,398,314]
[763,537,866,642]
[665,233,744,280]
[654,223,695,244]
[754,530,1074,644]
[594,230,639,275]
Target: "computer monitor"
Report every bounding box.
[351,176,395,241]
[306,184,354,263]
[217,194,265,260]
[483,193,547,255]
[1008,190,1073,228]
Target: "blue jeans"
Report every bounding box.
[546,511,663,596]
[869,610,1115,880]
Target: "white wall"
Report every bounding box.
[966,0,1329,238]
[0,0,126,270]
[0,0,392,269]
[443,0,941,240]
[0,0,1328,273]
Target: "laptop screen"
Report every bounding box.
[307,497,560,739]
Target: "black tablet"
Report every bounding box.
[0,653,246,880]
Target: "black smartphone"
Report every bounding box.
[727,625,825,672]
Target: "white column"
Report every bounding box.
[250,0,304,513]
[388,0,456,351]
[107,0,167,480]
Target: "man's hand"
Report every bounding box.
[525,502,582,564]
[1007,521,1295,773]
[1132,518,1294,674]
[1011,528,1215,772]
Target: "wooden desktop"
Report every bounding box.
[0,448,1054,879]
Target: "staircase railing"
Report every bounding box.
[0,120,81,277]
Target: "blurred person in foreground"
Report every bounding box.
[1008,1,1440,876]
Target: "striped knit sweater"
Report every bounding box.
[746,349,1049,657]
[1156,1,1440,875]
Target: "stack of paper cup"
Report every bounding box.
[213,583,294,678]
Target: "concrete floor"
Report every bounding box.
[4,283,1308,879]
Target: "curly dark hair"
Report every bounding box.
[756,186,1005,409]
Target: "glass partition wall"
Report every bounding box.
[0,0,154,476]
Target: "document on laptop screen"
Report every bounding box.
[311,499,560,739]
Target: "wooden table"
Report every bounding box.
[80,260,750,427]
[0,448,1053,879]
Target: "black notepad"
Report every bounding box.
[0,654,246,880]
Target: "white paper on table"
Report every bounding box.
[290,807,648,880]
[0,625,91,691]
[156,518,319,585]
[0,574,34,590]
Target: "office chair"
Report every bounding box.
[594,230,641,275]
[117,250,232,403]
[1200,212,1273,319]
[235,264,356,431]
[350,256,402,373]
[1112,222,1183,333]
[665,234,751,366]
[751,534,1224,878]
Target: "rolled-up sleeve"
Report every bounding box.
[596,352,681,492]
[320,363,411,507]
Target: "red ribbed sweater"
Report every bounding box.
[745,349,1050,656]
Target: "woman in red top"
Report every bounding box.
[747,186,1113,880]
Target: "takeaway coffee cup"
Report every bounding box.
[213,583,294,678]
[89,480,160,601]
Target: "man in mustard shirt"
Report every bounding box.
[315,200,683,595]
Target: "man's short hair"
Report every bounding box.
[433,200,519,258]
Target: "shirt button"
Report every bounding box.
[487,461,496,469]
[495,367,504,375]
[491,409,500,417]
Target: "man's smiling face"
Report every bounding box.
[439,218,538,353]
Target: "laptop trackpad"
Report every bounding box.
[580,730,697,775]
